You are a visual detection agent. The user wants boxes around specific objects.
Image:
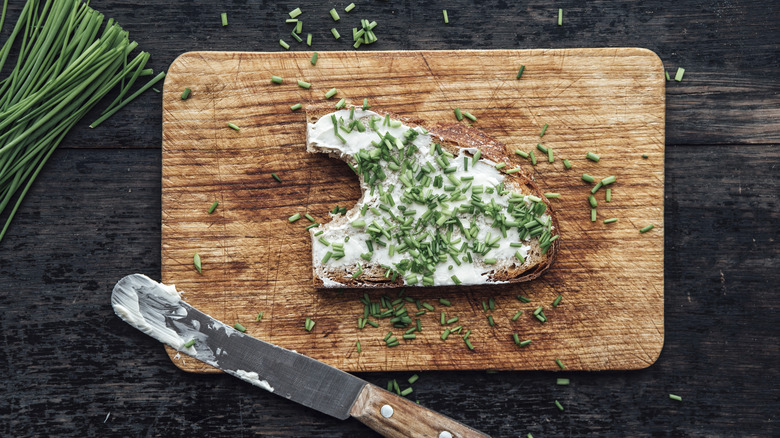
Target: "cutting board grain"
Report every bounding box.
[161,49,664,373]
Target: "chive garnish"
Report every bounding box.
[271,76,283,84]
[557,8,563,26]
[519,340,531,347]
[208,201,219,214]
[517,295,531,303]
[325,88,338,99]
[183,339,196,348]
[669,394,682,401]
[256,312,264,321]
[603,218,617,224]
[529,150,537,165]
[402,334,416,340]
[307,34,313,46]
[304,213,315,222]
[517,65,525,79]
[642,153,649,159]
[591,182,603,194]
[463,112,477,122]
[234,323,246,332]
[288,213,301,223]
[540,123,549,137]
[554,400,564,411]
[331,28,340,39]
[356,340,361,353]
[588,195,597,208]
[228,123,241,131]
[582,173,595,183]
[512,310,523,321]
[289,7,302,18]
[295,21,303,34]
[181,88,192,100]
[640,224,655,233]
[194,253,202,273]
[515,150,529,158]
[271,173,283,183]
[290,103,302,111]
[487,315,495,326]
[605,188,612,202]
[439,298,452,306]
[304,317,315,332]
[221,13,228,27]
[545,193,561,198]
[329,8,340,21]
[555,358,566,369]
[674,68,685,82]
[484,258,497,265]
[563,159,572,169]
[297,80,311,89]
[279,39,290,50]
[400,387,413,396]
[454,108,463,121]
[552,294,562,307]
[345,3,356,12]
[408,374,419,384]
[591,208,597,222]
[512,333,520,345]
[586,152,600,162]
[335,98,346,109]
[464,338,474,350]
[536,143,548,154]
[310,52,318,65]
[441,329,451,340]
[556,378,570,385]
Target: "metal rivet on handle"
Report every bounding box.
[380,404,394,418]
[439,432,453,438]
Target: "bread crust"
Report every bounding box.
[306,103,559,288]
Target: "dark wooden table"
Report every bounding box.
[1,1,778,436]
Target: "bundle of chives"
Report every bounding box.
[0,0,164,243]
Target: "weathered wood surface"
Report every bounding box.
[1,0,778,436]
[161,49,664,373]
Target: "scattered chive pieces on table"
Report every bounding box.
[517,65,525,79]
[563,159,572,169]
[288,213,301,223]
[669,394,682,401]
[279,39,290,50]
[536,143,548,154]
[291,31,303,43]
[540,123,549,137]
[518,295,531,303]
[463,111,477,122]
[530,150,537,165]
[545,193,561,198]
[331,28,341,39]
[512,310,523,321]
[271,75,283,84]
[289,8,302,18]
[228,123,240,131]
[208,201,219,214]
[605,188,612,202]
[515,150,529,158]
[256,312,263,321]
[297,80,311,89]
[345,3,356,12]
[181,88,191,100]
[443,10,449,24]
[640,224,655,233]
[356,340,361,353]
[335,98,346,109]
[325,88,338,99]
[591,208,597,222]
[554,400,564,411]
[295,21,303,34]
[464,338,474,350]
[234,323,246,332]
[304,213,315,222]
[290,103,302,111]
[552,294,562,307]
[454,108,463,121]
[557,8,563,26]
[675,67,685,82]
[548,147,554,163]
[604,218,618,224]
[183,339,196,348]
[329,8,340,21]
[555,358,566,369]
[586,151,600,162]
[557,378,570,385]
[582,173,595,183]
[286,19,298,24]
[588,195,598,208]
[439,298,452,306]
[271,173,282,182]
[310,52,318,65]
[304,317,315,331]
[307,33,313,46]
[519,339,532,347]
[221,12,228,27]
[194,253,202,273]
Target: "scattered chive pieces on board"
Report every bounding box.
[517,295,531,303]
[515,150,529,158]
[454,108,463,121]
[519,340,532,347]
[329,8,340,21]
[591,208,597,222]
[181,88,192,100]
[540,123,549,137]
[288,213,301,223]
[194,253,202,273]
[548,147,554,163]
[552,294,562,307]
[335,98,346,109]
[297,80,311,89]
[325,88,338,99]
[234,323,246,332]
[563,159,572,169]
[183,339,196,348]
[439,298,452,306]
[345,3,356,12]
[545,193,561,198]
[588,195,598,208]
[279,39,290,50]
[443,10,449,24]
[582,173,595,183]
[640,224,655,233]
[675,67,685,82]
[669,394,682,401]
[530,150,537,165]
[605,188,612,202]
[555,358,566,369]
[331,28,341,39]
[401,387,413,396]
[517,65,525,79]
[586,151,600,162]
[463,111,477,122]
[558,8,563,26]
[290,103,302,111]
[554,400,564,411]
[408,374,419,384]
[271,76,283,84]
[295,21,303,34]
[512,311,523,321]
[536,143,548,154]
[289,8,302,18]
[310,52,318,65]
[557,378,570,385]
[228,123,240,131]
[604,218,618,224]
[291,31,303,43]
[642,153,649,159]
[221,12,228,27]
[208,201,219,214]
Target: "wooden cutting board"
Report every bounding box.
[161,49,664,373]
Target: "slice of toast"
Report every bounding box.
[305,103,559,288]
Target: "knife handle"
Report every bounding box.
[349,383,491,438]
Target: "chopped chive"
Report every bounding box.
[517,295,531,303]
[586,152,600,162]
[454,108,463,121]
[279,39,290,50]
[462,330,471,340]
[325,88,338,99]
[194,253,202,273]
[256,312,264,321]
[234,323,246,332]
[540,123,549,137]
[408,374,419,384]
[363,98,370,110]
[517,65,525,79]
[286,19,299,23]
[271,76,283,84]
[557,8,563,26]
[530,150,537,165]
[563,159,572,169]
[345,3,356,12]
[495,163,507,170]
[290,103,302,111]
[512,310,523,321]
[331,28,340,39]
[181,88,192,100]
[605,188,612,202]
[582,173,595,183]
[487,315,495,326]
[473,149,482,164]
[555,358,566,369]
[464,338,474,350]
[295,21,303,34]
[557,378,570,385]
[674,67,685,82]
[183,339,196,348]
[642,153,649,159]
[552,294,562,307]
[441,329,451,340]
[304,213,315,222]
[305,317,315,332]
[289,7,302,18]
[548,147,554,163]
[484,258,497,265]
[297,80,311,89]
[665,71,671,81]
[591,208,597,222]
[463,111,477,122]
[604,218,618,224]
[554,400,564,411]
[351,219,366,227]
[669,394,683,401]
[640,224,655,233]
[228,123,241,131]
[356,340,361,353]
[588,195,598,208]
[591,182,603,194]
[519,339,532,347]
[288,213,301,223]
[446,317,459,324]
[601,176,617,186]
[443,9,449,24]
[512,333,520,345]
[400,387,413,396]
[489,297,495,310]
[221,12,228,27]
[310,52,318,65]
[440,312,446,325]
[335,98,347,109]
[545,193,561,199]
[321,251,332,263]
[306,33,312,46]
[208,201,219,214]
[329,8,340,21]
[536,143,548,154]
[515,150,529,158]
[439,298,452,306]
[422,302,435,311]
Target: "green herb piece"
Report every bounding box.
[495,163,507,169]
[556,378,570,385]
[183,339,196,348]
[640,224,655,233]
[441,329,451,340]
[601,175,616,185]
[464,338,474,350]
[335,98,347,109]
[289,8,302,18]
[669,394,682,401]
[540,123,549,137]
[363,98,370,110]
[290,103,302,111]
[606,188,612,202]
[484,258,497,265]
[517,65,525,79]
[515,150,529,158]
[591,181,603,194]
[512,310,523,321]
[256,312,264,321]
[439,298,452,306]
[554,400,564,411]
[329,8,340,21]
[665,71,670,81]
[545,193,561,199]
[675,68,685,82]
[325,88,338,99]
[234,322,246,332]
[463,112,477,122]
[302,213,315,223]
[557,8,563,26]
[295,21,303,34]
[512,333,520,345]
[310,52,318,65]
[604,218,618,224]
[181,88,192,100]
[591,208,597,222]
[563,159,572,169]
[488,297,495,311]
[519,339,532,347]
[536,143,548,154]
[555,358,566,369]
[307,34,313,46]
[642,153,649,159]
[304,317,315,331]
[443,9,449,24]
[403,334,416,340]
[221,12,228,26]
[331,28,341,39]
[517,295,531,303]
[586,152,600,162]
[356,340,361,353]
[552,294,562,307]
[408,374,419,384]
[194,253,202,273]
[530,150,537,165]
[582,173,595,183]
[208,201,219,214]
[280,39,290,50]
[487,315,495,326]
[271,76,283,84]
[454,108,463,121]
[345,3,356,12]
[228,123,241,131]
[588,195,598,208]
[297,80,312,89]
[288,213,301,223]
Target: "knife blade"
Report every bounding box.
[112,274,490,438]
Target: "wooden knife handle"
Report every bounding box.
[349,383,491,438]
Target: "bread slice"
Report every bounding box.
[305,103,559,288]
